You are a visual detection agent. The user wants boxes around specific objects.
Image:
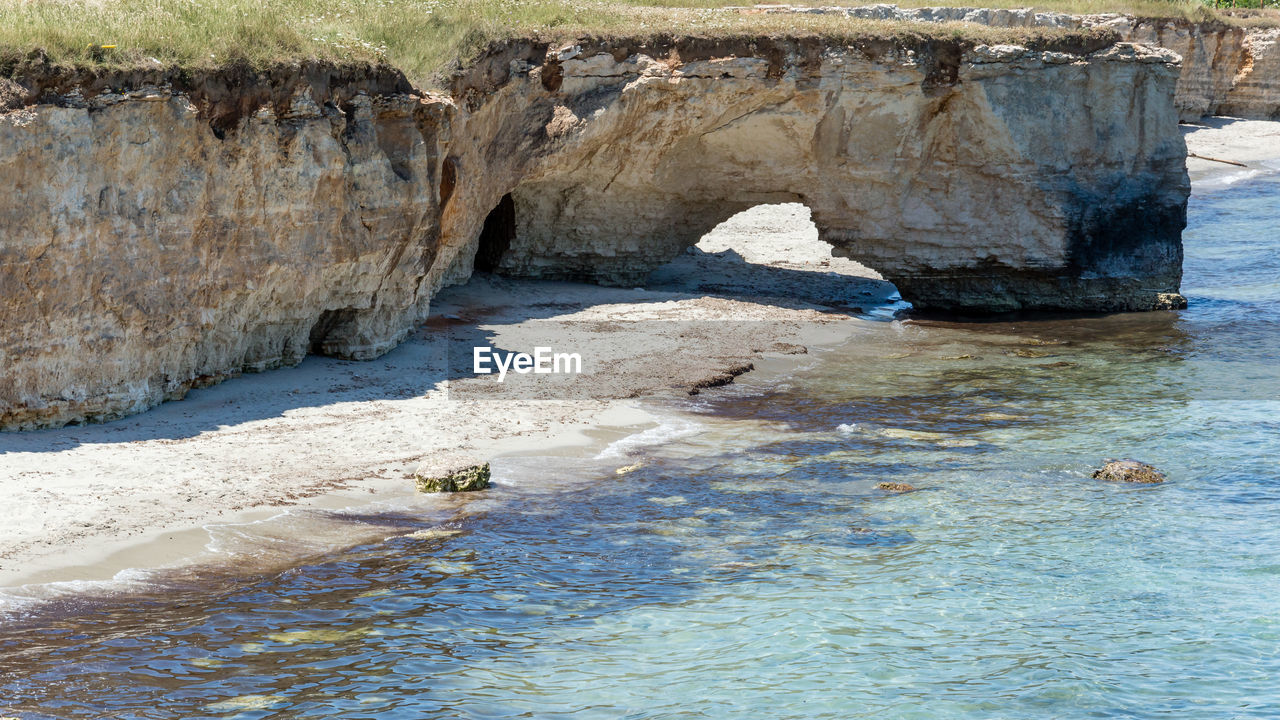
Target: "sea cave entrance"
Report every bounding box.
[474,193,516,273]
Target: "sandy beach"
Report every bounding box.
[1182,117,1280,184]
[1,119,1275,591]
[0,204,892,589]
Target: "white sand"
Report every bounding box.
[1183,117,1280,186]
[0,204,892,588]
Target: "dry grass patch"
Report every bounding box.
[0,0,1271,88]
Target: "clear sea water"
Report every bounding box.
[2,167,1279,718]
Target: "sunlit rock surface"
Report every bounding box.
[472,39,1187,313]
[749,6,1280,121]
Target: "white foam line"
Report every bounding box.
[1198,167,1264,190]
[594,416,705,460]
[0,569,159,617]
[200,511,295,554]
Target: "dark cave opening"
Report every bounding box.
[475,193,516,272]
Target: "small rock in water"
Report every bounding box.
[876,481,917,493]
[415,458,491,493]
[1092,459,1166,484]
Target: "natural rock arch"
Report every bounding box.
[446,39,1188,313]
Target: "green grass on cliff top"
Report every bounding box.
[0,0,1273,88]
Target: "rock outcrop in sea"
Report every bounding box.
[1092,459,1167,484]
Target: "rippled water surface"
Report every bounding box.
[2,172,1280,718]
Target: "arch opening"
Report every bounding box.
[646,203,902,313]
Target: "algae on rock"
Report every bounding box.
[415,462,492,493]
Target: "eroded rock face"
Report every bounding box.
[751,6,1280,121]
[1219,27,1280,119]
[0,82,451,429]
[0,33,1189,429]
[1053,18,1280,122]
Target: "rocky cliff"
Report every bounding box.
[0,66,452,429]
[0,31,1188,430]
[749,5,1280,121]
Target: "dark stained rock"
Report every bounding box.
[876,481,917,493]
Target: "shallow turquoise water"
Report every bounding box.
[2,172,1279,718]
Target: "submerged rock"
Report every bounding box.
[1092,459,1166,484]
[415,459,491,493]
[876,481,917,493]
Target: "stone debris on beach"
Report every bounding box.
[415,460,492,493]
[687,361,755,395]
[876,482,917,493]
[1092,459,1167,484]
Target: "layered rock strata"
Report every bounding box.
[476,39,1187,314]
[0,33,1189,429]
[0,68,450,429]
[743,5,1280,121]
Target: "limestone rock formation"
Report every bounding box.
[471,39,1187,313]
[0,73,450,429]
[749,6,1280,121]
[1092,459,1167,484]
[1,31,1190,429]
[1219,27,1280,119]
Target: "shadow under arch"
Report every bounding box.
[645,202,901,313]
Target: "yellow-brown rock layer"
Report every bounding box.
[756,6,1280,121]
